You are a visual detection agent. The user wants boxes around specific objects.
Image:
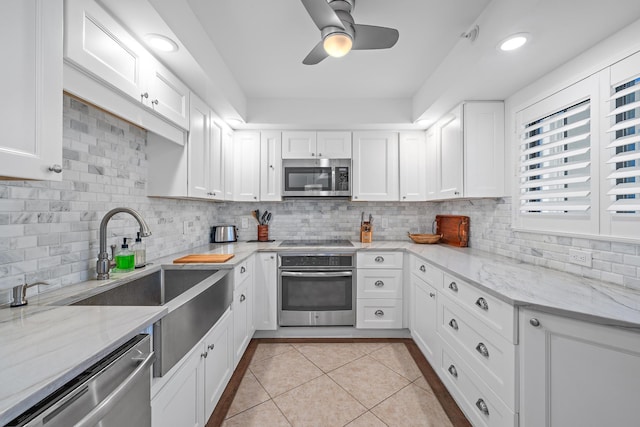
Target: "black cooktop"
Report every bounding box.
[279,239,354,247]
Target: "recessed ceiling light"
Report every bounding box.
[145,34,178,53]
[499,33,529,52]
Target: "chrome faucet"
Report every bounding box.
[96,207,151,280]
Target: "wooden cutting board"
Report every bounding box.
[435,215,470,247]
[173,254,235,264]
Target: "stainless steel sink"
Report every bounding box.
[62,268,232,377]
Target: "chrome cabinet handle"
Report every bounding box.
[240,294,246,302]
[448,365,458,378]
[429,292,435,298]
[374,280,384,287]
[374,310,384,317]
[240,266,246,274]
[270,164,274,169]
[476,398,489,416]
[318,152,322,157]
[201,352,208,359]
[208,344,215,350]
[49,164,63,173]
[530,318,540,327]
[311,152,316,157]
[448,282,458,292]
[449,318,458,330]
[152,99,159,106]
[475,297,489,311]
[141,92,149,99]
[419,265,426,272]
[374,256,384,263]
[476,342,489,358]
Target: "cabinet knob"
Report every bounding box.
[318,153,322,157]
[208,344,215,350]
[270,164,274,169]
[403,196,407,199]
[429,292,435,298]
[448,318,458,330]
[475,297,489,311]
[207,192,214,196]
[152,99,159,106]
[48,164,63,174]
[253,196,257,200]
[353,196,358,199]
[374,309,385,317]
[475,398,490,416]
[240,294,246,302]
[374,280,384,287]
[530,318,541,327]
[240,266,246,274]
[448,364,458,378]
[270,255,275,259]
[311,153,315,157]
[448,282,458,292]
[454,191,460,195]
[201,352,208,359]
[374,256,385,263]
[475,342,489,358]
[419,265,426,272]
[141,92,149,99]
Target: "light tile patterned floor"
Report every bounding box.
[222,342,454,427]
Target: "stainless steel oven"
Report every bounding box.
[278,253,355,326]
[282,158,351,197]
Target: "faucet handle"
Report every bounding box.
[10,281,50,307]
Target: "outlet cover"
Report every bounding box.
[381,217,389,228]
[569,249,592,267]
[241,217,249,229]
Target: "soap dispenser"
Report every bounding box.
[134,232,146,268]
[115,238,135,272]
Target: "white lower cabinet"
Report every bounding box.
[233,257,255,366]
[409,256,441,367]
[254,253,278,331]
[356,252,403,329]
[152,308,233,427]
[519,309,640,427]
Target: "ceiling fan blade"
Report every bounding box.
[303,41,329,65]
[300,0,345,31]
[352,24,399,50]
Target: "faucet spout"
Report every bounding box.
[97,207,151,280]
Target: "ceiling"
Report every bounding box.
[103,0,640,130]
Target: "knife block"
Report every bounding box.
[360,222,372,243]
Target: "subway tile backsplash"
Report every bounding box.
[1,95,639,303]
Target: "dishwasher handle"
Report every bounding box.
[74,351,155,427]
[280,271,353,278]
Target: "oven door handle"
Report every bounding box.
[281,271,353,278]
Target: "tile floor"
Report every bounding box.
[221,342,456,427]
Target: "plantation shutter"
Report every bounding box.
[606,75,640,213]
[519,101,592,214]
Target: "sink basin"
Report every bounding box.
[62,268,232,377]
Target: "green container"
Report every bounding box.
[115,253,135,271]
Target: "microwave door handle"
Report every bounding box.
[331,167,336,193]
[281,271,353,278]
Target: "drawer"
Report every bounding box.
[357,252,403,269]
[357,269,403,299]
[438,295,515,409]
[409,255,443,287]
[356,298,402,329]
[442,273,515,342]
[234,256,254,288]
[439,342,517,427]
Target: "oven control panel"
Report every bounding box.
[280,254,354,268]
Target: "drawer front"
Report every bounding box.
[439,343,516,427]
[356,299,402,329]
[409,256,443,287]
[438,296,515,409]
[357,252,403,269]
[442,273,515,342]
[234,256,254,288]
[357,269,403,299]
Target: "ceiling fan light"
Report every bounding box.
[323,32,353,58]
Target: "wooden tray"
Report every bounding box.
[173,254,235,263]
[435,215,469,247]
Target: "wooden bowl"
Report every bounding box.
[408,233,442,244]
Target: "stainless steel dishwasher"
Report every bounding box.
[6,334,154,427]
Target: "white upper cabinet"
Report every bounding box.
[188,95,211,199]
[282,131,351,159]
[352,131,399,201]
[223,130,234,201]
[233,131,261,201]
[0,0,63,181]
[141,57,190,130]
[260,132,282,201]
[399,131,427,201]
[208,119,224,200]
[427,102,505,200]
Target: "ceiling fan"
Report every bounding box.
[300,0,399,65]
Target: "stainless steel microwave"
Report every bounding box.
[282,159,351,197]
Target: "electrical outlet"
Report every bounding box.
[381,217,389,228]
[569,249,592,267]
[241,217,248,229]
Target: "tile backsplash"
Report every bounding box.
[1,95,639,303]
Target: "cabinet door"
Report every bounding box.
[254,253,278,331]
[152,346,204,427]
[188,95,211,199]
[260,132,282,201]
[520,309,640,427]
[233,131,261,201]
[203,310,233,421]
[352,132,399,201]
[437,105,464,199]
[64,0,145,101]
[143,56,190,130]
[208,119,224,200]
[464,103,504,198]
[233,278,253,366]
[425,128,438,200]
[1,0,62,181]
[411,275,439,367]
[282,131,316,159]
[399,131,427,201]
[317,131,352,158]
[223,131,234,200]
